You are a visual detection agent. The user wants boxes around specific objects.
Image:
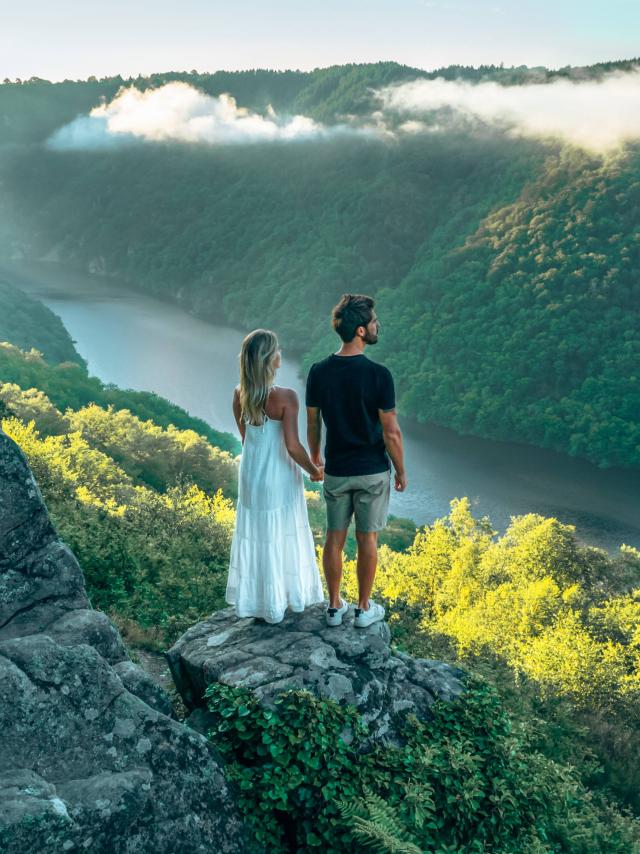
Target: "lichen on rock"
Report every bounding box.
[167,604,466,746]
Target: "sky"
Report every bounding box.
[2,0,639,82]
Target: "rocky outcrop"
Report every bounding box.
[167,605,466,747]
[0,429,246,853]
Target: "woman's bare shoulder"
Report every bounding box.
[266,386,297,420]
[272,386,298,403]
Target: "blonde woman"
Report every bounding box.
[225,329,325,624]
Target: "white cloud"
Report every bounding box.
[48,82,331,149]
[47,72,640,154]
[381,68,640,152]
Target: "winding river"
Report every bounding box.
[8,262,640,553]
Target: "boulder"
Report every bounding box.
[0,429,247,853]
[167,604,466,746]
[112,660,175,718]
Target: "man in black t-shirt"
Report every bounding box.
[306,294,407,629]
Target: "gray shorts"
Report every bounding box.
[323,470,391,533]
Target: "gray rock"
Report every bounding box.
[0,540,89,638]
[0,636,244,853]
[167,604,466,747]
[112,660,174,717]
[0,430,90,638]
[0,430,247,852]
[0,432,57,568]
[46,608,128,664]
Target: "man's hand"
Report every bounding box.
[310,465,324,483]
[380,408,406,493]
[394,470,407,492]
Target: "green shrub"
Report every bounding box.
[205,678,640,853]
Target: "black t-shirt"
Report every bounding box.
[305,354,396,476]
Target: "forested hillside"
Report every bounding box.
[373,149,640,467]
[1,61,639,468]
[0,277,83,365]
[0,340,239,453]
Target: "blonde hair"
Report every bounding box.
[238,329,279,425]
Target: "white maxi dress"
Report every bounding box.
[225,407,324,624]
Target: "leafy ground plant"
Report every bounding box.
[204,677,640,853]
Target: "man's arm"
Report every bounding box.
[306,406,323,467]
[379,408,407,492]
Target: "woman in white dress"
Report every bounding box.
[225,329,325,624]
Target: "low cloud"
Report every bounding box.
[47,71,640,154]
[48,82,333,149]
[380,68,640,152]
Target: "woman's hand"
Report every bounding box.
[310,464,324,482]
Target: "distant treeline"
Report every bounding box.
[2,57,640,145]
[1,62,639,468]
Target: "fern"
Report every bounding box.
[339,787,424,854]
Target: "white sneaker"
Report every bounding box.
[325,599,349,627]
[353,600,385,628]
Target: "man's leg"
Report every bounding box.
[352,471,390,611]
[355,530,378,610]
[323,529,348,608]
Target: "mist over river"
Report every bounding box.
[9,262,640,553]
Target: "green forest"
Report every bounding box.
[0,278,83,365]
[0,60,639,469]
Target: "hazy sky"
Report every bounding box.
[3,0,639,82]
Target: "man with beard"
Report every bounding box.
[306,293,407,628]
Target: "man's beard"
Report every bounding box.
[364,330,378,345]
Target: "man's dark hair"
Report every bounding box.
[331,294,375,343]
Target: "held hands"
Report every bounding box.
[394,470,407,492]
[310,455,325,482]
[310,465,324,482]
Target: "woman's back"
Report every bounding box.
[239,399,301,512]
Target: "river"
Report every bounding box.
[8,262,640,553]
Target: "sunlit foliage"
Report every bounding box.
[2,412,235,642]
[341,497,640,711]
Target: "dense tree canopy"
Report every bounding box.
[0,278,82,364]
[373,147,640,467]
[1,60,638,468]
